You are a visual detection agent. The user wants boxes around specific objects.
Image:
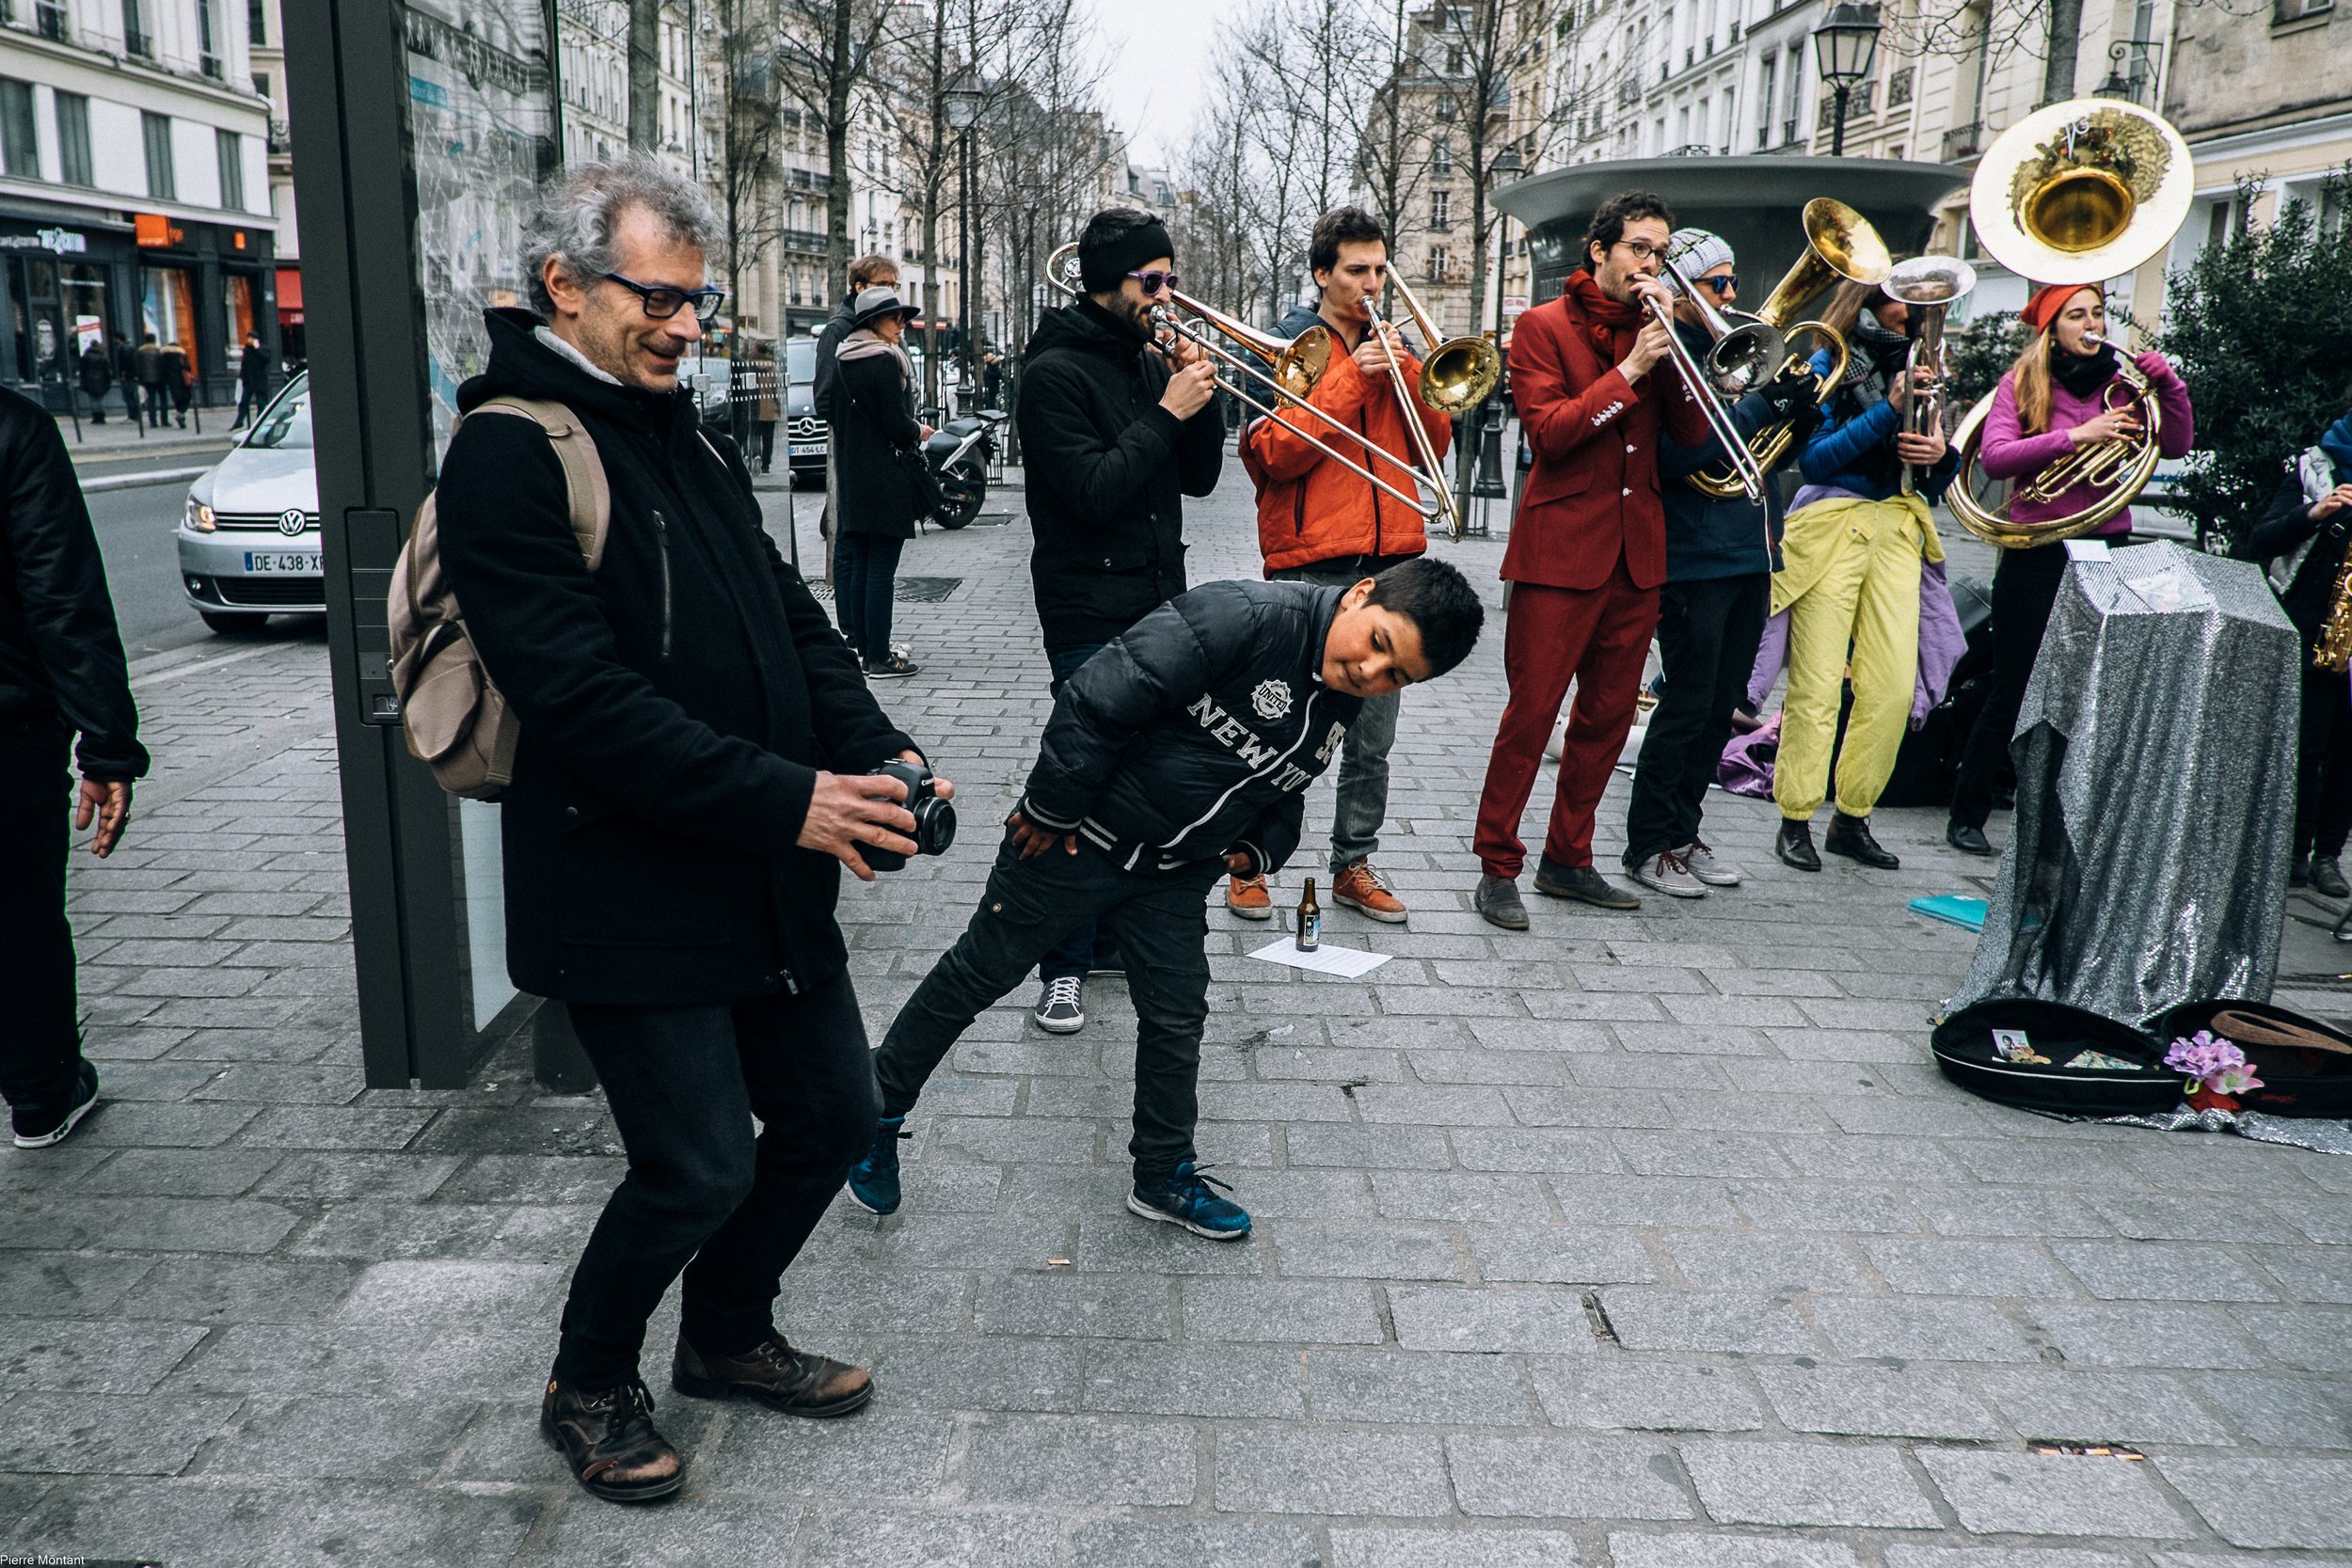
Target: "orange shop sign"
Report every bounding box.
[134,214,186,247]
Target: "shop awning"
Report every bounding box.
[276,266,303,320]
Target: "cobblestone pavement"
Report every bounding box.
[6,467,2352,1568]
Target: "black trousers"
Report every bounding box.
[876,832,1218,1180]
[1038,641,1110,985]
[554,974,877,1389]
[0,718,84,1126]
[2296,662,2352,863]
[1951,540,2079,832]
[1624,574,1768,867]
[834,532,904,663]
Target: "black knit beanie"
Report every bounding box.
[1078,211,1176,293]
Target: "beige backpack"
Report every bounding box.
[388,397,611,800]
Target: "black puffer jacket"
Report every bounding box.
[1015,300,1223,647]
[436,309,918,1006]
[1019,579,1358,878]
[0,384,146,781]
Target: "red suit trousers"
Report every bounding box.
[1473,554,1659,878]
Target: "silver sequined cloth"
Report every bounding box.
[2105,1102,2352,1156]
[1955,542,2299,1025]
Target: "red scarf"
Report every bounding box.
[1565,268,1644,359]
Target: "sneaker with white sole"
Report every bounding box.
[1628,848,1707,899]
[1679,839,1741,887]
[1127,1162,1251,1241]
[10,1060,99,1149]
[1032,974,1086,1034]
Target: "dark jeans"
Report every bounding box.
[554,975,877,1388]
[876,831,1219,1180]
[834,532,905,663]
[1952,541,2079,831]
[2297,663,2352,863]
[1271,557,1414,869]
[755,420,775,471]
[119,382,140,425]
[1040,641,1108,984]
[143,385,168,427]
[232,385,263,427]
[1624,573,1769,867]
[0,718,84,1129]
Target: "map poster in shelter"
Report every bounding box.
[403,0,555,461]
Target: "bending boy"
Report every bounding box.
[848,560,1484,1239]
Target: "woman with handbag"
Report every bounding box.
[832,286,932,679]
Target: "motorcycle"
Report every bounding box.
[922,409,1004,531]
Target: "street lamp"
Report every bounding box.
[944,71,983,408]
[1811,1,1882,158]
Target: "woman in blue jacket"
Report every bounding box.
[1771,277,1957,874]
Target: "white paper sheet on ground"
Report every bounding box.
[1247,938,1393,978]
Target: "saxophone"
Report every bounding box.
[2315,538,2352,673]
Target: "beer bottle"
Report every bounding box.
[1296,878,1321,952]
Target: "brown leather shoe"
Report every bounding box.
[1226,873,1274,920]
[672,1332,873,1418]
[1332,859,1407,923]
[540,1375,683,1503]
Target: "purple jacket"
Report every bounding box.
[1746,557,1965,727]
[1979,352,2195,536]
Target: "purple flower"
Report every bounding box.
[2166,1031,2256,1094]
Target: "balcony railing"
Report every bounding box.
[1942,120,1982,161]
[780,227,827,253]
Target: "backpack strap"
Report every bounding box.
[467,396,612,571]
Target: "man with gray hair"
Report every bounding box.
[436,153,949,1503]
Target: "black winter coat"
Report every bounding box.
[79,344,112,397]
[436,309,919,1006]
[239,347,271,393]
[0,385,146,780]
[1019,579,1358,879]
[1015,300,1223,648]
[832,346,924,538]
[2249,457,2351,647]
[812,294,857,426]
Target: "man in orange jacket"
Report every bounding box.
[1232,206,1453,926]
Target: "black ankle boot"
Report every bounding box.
[1775,818,1820,872]
[1824,812,1899,869]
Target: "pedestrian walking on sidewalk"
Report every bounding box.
[434,154,946,1505]
[77,338,113,424]
[110,335,139,427]
[1235,205,1453,927]
[846,562,1484,1240]
[830,286,931,679]
[232,333,272,430]
[163,342,192,428]
[814,252,900,578]
[0,383,145,1151]
[134,333,166,429]
[1010,206,1224,1036]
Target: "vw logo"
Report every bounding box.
[278,509,309,537]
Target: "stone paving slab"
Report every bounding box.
[4,470,2352,1565]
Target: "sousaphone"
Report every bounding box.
[1947,98,2195,546]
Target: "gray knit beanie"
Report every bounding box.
[1666,228,1735,280]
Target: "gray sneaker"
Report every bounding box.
[1474,874,1530,930]
[1679,839,1741,887]
[1629,849,1707,899]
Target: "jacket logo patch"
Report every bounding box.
[1251,679,1293,721]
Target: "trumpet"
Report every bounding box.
[1685,198,1886,502]
[1043,243,1440,522]
[1882,255,1977,498]
[1643,263,1774,503]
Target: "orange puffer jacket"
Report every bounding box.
[1242,308,1454,573]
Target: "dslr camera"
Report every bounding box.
[865,759,956,872]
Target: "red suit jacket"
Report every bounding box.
[1502,284,1710,593]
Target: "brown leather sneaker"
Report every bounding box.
[1331,858,1407,924]
[540,1375,684,1504]
[1226,873,1274,921]
[672,1332,873,1418]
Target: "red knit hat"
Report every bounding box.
[2022,282,2101,335]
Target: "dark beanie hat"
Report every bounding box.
[1078,210,1176,293]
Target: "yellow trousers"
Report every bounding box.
[1772,494,1942,820]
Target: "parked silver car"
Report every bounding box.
[178,372,321,633]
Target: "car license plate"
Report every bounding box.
[788,442,825,457]
[243,551,321,574]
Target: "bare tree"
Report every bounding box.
[706,0,787,325]
[1359,0,1438,259]
[628,0,660,149]
[973,0,1119,337]
[774,0,901,284]
[1439,0,1562,334]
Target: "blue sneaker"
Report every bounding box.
[846,1117,907,1215]
[1127,1162,1251,1242]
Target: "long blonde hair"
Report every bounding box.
[2008,326,2057,436]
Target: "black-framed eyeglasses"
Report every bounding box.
[602,272,726,324]
[1125,269,1182,296]
[1613,240,1664,262]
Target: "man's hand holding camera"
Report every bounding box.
[801,750,957,881]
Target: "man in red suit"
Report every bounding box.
[1471,189,1710,929]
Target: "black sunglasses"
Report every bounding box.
[603,272,726,324]
[1696,274,1740,295]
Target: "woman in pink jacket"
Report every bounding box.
[1945,281,2195,855]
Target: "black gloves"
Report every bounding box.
[1758,361,1823,422]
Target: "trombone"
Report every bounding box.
[1043,242,1444,523]
[1362,285,1467,541]
[1381,271,1503,415]
[1644,260,1779,503]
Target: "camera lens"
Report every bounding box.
[911,795,957,857]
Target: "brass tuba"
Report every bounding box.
[1686,198,1891,501]
[1945,98,2195,547]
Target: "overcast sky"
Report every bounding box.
[1085,0,1252,170]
